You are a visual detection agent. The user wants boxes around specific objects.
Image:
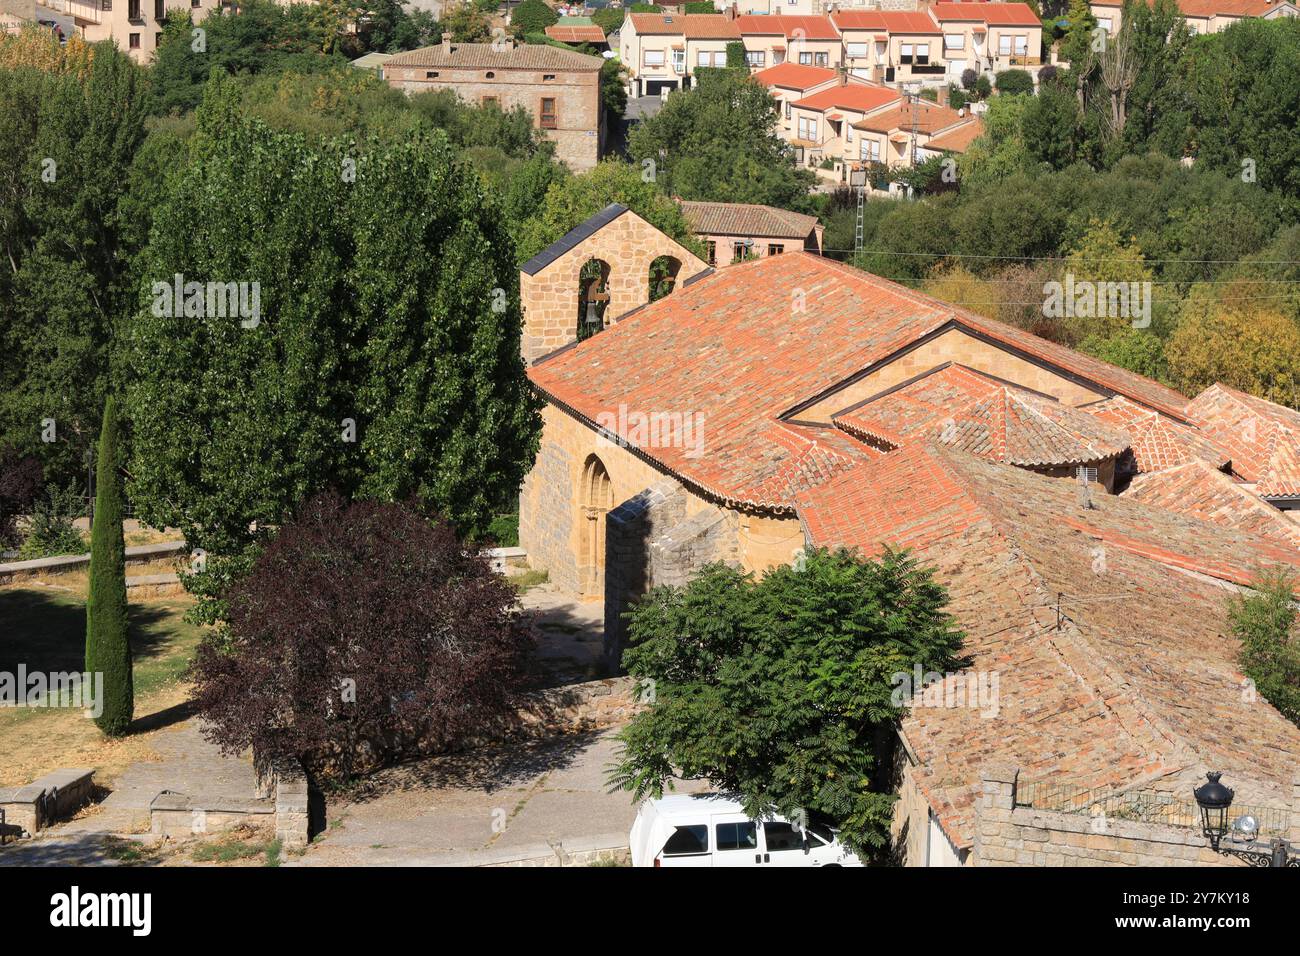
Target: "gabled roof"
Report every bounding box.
[833,364,1131,467]
[628,12,741,38]
[1186,384,1300,495]
[385,42,603,71]
[528,253,1194,512]
[791,83,899,115]
[520,203,630,277]
[1081,394,1228,475]
[736,14,841,39]
[678,201,819,240]
[752,61,839,91]
[925,118,983,154]
[1175,0,1275,17]
[930,2,1042,27]
[796,442,1300,848]
[1125,459,1300,549]
[852,99,965,135]
[831,10,942,33]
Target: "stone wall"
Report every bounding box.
[519,206,709,364]
[0,768,96,837]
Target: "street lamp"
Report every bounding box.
[1193,772,1299,867]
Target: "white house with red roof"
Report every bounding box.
[737,14,845,70]
[929,3,1044,82]
[618,12,741,96]
[784,81,902,169]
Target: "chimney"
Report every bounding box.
[936,84,949,107]
[441,32,452,53]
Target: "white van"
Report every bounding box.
[629,794,863,867]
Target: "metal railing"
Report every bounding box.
[1016,779,1291,837]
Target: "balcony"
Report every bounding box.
[61,0,103,24]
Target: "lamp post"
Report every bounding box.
[1193,772,1299,867]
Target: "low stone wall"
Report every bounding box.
[518,676,643,736]
[0,768,96,836]
[149,760,313,848]
[0,541,187,585]
[485,546,529,574]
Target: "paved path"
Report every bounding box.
[293,730,706,867]
[521,585,606,684]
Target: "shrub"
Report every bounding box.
[0,448,43,549]
[512,0,559,35]
[17,483,86,559]
[188,493,535,779]
[1230,569,1300,726]
[961,68,978,90]
[995,69,1034,96]
[974,74,993,99]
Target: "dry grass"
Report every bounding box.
[0,583,204,788]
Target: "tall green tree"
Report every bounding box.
[1230,570,1300,727]
[608,548,965,855]
[85,397,132,737]
[512,0,559,36]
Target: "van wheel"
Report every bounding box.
[821,864,842,868]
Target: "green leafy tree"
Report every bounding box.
[995,69,1034,95]
[1230,570,1300,727]
[608,548,965,855]
[1077,328,1168,381]
[512,0,559,36]
[125,78,541,619]
[85,397,132,736]
[1022,74,1079,168]
[440,2,493,42]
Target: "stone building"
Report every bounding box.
[384,36,605,172]
[516,207,1300,866]
[678,200,823,265]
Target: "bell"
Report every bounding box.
[584,299,601,327]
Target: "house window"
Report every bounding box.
[543,73,556,80]
[944,33,964,50]
[129,32,140,47]
[799,52,812,65]
[746,50,765,67]
[900,43,913,64]
[155,31,162,46]
[153,0,162,19]
[643,49,665,67]
[860,138,880,162]
[425,71,439,78]
[816,52,829,66]
[797,116,817,141]
[1014,35,1028,55]
[998,35,1012,55]
[101,0,111,9]
[784,100,791,119]
[916,43,929,65]
[485,71,495,79]
[539,97,557,129]
[846,42,868,58]
[732,241,748,262]
[1097,17,1112,31]
[191,0,200,6]
[128,0,140,18]
[706,241,717,266]
[768,243,784,256]
[697,50,710,67]
[482,95,500,108]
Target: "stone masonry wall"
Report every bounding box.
[519,432,579,595]
[519,207,709,364]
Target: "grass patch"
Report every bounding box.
[0,584,205,787]
[509,568,549,593]
[101,836,159,865]
[264,838,283,867]
[191,835,267,864]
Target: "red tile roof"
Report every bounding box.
[924,118,983,153]
[628,13,741,38]
[1176,0,1274,17]
[736,14,841,39]
[752,61,839,91]
[790,82,899,114]
[796,442,1300,848]
[832,10,941,33]
[544,24,607,44]
[930,2,1042,26]
[834,365,1131,467]
[1080,394,1228,475]
[1124,459,1300,549]
[1187,384,1300,496]
[529,252,1194,512]
[852,99,965,135]
[678,200,820,240]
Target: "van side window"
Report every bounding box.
[715,821,757,851]
[763,822,804,851]
[662,825,708,856]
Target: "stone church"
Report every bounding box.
[516,204,1300,866]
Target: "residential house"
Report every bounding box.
[851,97,972,171]
[752,61,842,136]
[785,81,900,171]
[829,10,893,80]
[384,36,605,172]
[46,0,226,64]
[1173,0,1298,32]
[737,14,843,71]
[544,22,609,52]
[1088,0,1124,34]
[678,200,823,266]
[618,12,740,96]
[854,10,946,86]
[514,206,1300,867]
[918,114,984,157]
[930,3,1043,83]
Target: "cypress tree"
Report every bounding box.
[86,397,132,736]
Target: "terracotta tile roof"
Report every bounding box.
[924,118,983,153]
[831,10,941,33]
[627,13,741,38]
[791,83,900,114]
[930,2,1043,26]
[1124,460,1300,549]
[736,14,841,39]
[752,61,839,91]
[835,365,1131,467]
[1080,395,1228,475]
[529,253,1194,512]
[1176,0,1274,17]
[385,42,604,71]
[544,24,607,44]
[678,201,819,240]
[852,99,965,135]
[796,443,1300,848]
[1186,384,1300,496]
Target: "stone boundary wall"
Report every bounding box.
[149,759,313,848]
[0,769,96,836]
[0,541,187,585]
[975,766,1300,867]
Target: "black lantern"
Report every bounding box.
[1193,772,1234,850]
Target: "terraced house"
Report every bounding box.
[617,12,740,96]
[516,207,1300,867]
[737,13,844,70]
[929,3,1043,82]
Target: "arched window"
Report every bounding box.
[577,258,611,341]
[648,255,681,303]
[579,455,613,598]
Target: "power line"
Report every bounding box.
[817,246,1300,265]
